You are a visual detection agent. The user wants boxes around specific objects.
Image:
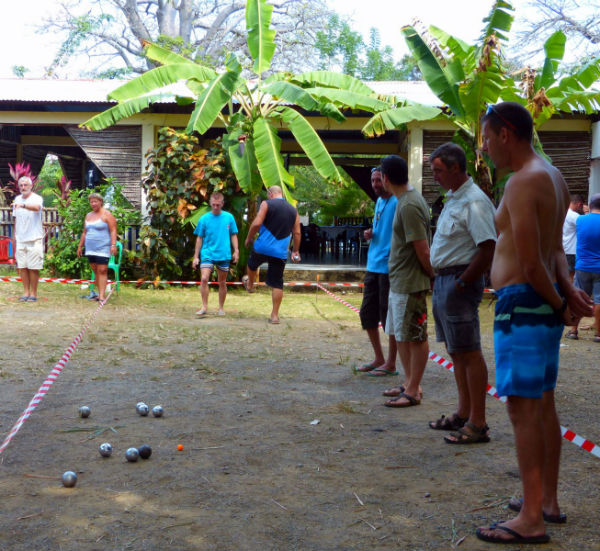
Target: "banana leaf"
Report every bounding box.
[227,133,262,195]
[479,0,514,42]
[81,93,171,130]
[362,104,443,138]
[536,31,566,91]
[278,107,340,182]
[290,71,375,96]
[402,25,464,117]
[246,0,276,75]
[253,118,294,190]
[108,64,216,101]
[263,81,321,111]
[186,71,243,135]
[302,87,390,112]
[143,42,197,66]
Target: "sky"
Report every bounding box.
[0,0,537,79]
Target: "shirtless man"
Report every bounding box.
[476,102,593,544]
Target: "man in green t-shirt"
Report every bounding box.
[381,155,434,408]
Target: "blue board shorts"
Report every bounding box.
[494,283,564,399]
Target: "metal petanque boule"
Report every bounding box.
[125,447,139,462]
[78,406,91,418]
[136,402,149,416]
[62,471,78,487]
[152,405,163,417]
[99,443,113,457]
[138,444,152,459]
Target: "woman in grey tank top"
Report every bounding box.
[77,193,117,303]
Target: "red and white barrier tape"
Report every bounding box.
[0,276,364,288]
[0,289,113,455]
[316,283,600,459]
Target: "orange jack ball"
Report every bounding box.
[177,444,184,451]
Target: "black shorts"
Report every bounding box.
[359,271,390,330]
[248,251,286,289]
[87,254,109,265]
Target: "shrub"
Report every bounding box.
[136,128,245,279]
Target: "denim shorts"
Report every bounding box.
[432,273,484,354]
[200,260,230,272]
[574,270,600,303]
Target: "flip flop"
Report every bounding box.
[356,363,379,373]
[508,497,567,524]
[27,297,38,302]
[18,296,30,302]
[476,524,549,544]
[383,385,405,397]
[196,309,207,317]
[268,319,280,324]
[366,367,399,377]
[384,392,420,408]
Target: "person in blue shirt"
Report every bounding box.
[356,167,399,378]
[243,186,301,324]
[192,192,239,317]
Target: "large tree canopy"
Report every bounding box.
[515,0,600,64]
[43,0,333,77]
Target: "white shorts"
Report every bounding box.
[16,238,44,270]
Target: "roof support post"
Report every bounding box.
[408,125,423,193]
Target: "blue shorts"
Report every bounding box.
[494,283,564,398]
[87,254,109,265]
[200,260,229,272]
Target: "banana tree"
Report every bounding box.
[396,0,516,197]
[82,0,440,221]
[509,30,600,127]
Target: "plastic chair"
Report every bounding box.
[89,242,123,294]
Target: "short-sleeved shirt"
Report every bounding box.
[430,178,496,269]
[388,188,431,294]
[575,212,600,273]
[13,192,43,242]
[194,210,238,261]
[562,208,579,255]
[367,195,398,274]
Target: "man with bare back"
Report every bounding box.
[476,102,593,545]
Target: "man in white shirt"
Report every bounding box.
[562,193,584,280]
[12,176,44,302]
[428,143,496,444]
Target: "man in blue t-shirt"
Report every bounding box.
[356,167,399,378]
[571,194,600,340]
[192,192,239,317]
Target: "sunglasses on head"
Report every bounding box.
[486,104,517,132]
[371,167,381,173]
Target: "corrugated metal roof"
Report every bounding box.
[0,77,440,107]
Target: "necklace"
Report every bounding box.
[374,197,390,228]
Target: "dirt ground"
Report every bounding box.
[0,281,599,551]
